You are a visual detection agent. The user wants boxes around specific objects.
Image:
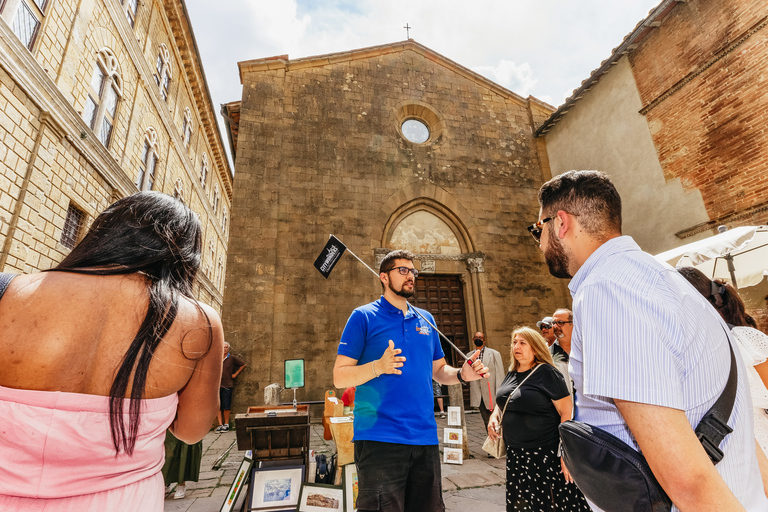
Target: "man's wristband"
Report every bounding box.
[456,367,466,386]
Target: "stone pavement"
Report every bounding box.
[164,410,505,512]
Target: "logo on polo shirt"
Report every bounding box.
[415,324,431,335]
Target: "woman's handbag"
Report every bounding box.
[558,331,738,512]
[482,365,540,458]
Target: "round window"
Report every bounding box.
[401,119,430,144]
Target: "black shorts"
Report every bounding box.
[220,387,233,411]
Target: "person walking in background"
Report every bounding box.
[216,342,246,433]
[537,317,556,346]
[677,266,768,491]
[531,169,766,510]
[432,379,446,418]
[487,327,590,512]
[162,431,203,500]
[0,192,224,511]
[469,331,504,430]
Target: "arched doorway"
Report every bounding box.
[377,198,486,407]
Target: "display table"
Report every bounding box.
[234,404,311,469]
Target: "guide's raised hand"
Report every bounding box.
[375,340,406,375]
[461,349,489,381]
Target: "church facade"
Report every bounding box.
[0,0,232,310]
[222,41,566,407]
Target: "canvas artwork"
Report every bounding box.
[263,478,292,502]
[298,483,345,512]
[443,428,463,445]
[443,447,463,465]
[343,464,358,512]
[248,465,305,511]
[446,406,461,426]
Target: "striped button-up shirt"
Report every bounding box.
[568,236,767,511]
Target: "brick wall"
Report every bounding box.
[629,0,768,228]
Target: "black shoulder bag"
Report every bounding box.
[558,329,738,512]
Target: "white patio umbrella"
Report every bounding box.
[654,226,768,307]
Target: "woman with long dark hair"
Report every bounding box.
[0,192,224,511]
[677,266,768,493]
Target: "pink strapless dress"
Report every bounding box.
[0,384,178,511]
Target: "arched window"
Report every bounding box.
[82,48,122,147]
[216,256,224,288]
[10,0,49,50]
[122,0,138,27]
[173,178,184,203]
[153,44,172,102]
[200,153,208,189]
[213,184,220,214]
[136,127,158,191]
[181,108,193,148]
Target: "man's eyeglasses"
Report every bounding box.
[552,320,572,326]
[385,266,419,278]
[527,217,553,243]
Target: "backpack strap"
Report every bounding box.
[694,326,738,464]
[0,273,17,300]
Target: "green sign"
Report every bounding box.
[285,359,305,389]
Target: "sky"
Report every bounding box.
[184,0,662,165]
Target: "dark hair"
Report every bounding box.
[676,266,750,327]
[50,191,209,454]
[539,170,622,238]
[379,249,415,273]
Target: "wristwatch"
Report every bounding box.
[456,367,467,386]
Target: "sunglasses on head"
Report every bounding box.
[527,217,553,243]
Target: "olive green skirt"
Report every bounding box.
[162,431,203,484]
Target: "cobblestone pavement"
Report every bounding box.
[164,410,505,512]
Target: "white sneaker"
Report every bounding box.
[214,425,225,433]
[174,484,186,499]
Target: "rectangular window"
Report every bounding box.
[12,1,41,50]
[99,118,113,147]
[160,73,169,102]
[124,0,137,27]
[147,154,156,190]
[60,204,83,249]
[83,96,98,129]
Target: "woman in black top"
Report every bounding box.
[487,327,590,511]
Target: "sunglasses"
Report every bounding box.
[385,266,419,278]
[527,217,553,243]
[539,324,552,331]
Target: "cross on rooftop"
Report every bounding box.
[404,23,411,39]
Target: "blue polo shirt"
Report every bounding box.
[338,296,444,445]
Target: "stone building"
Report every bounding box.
[0,0,232,310]
[222,40,564,408]
[536,0,768,329]
[537,0,767,255]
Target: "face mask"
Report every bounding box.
[473,338,483,347]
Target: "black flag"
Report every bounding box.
[313,235,347,278]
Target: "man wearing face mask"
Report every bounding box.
[468,331,504,431]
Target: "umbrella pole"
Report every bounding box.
[725,253,738,289]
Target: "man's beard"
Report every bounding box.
[544,229,572,279]
[389,280,414,298]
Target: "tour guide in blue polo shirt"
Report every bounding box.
[334,249,489,512]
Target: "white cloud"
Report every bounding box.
[472,60,538,97]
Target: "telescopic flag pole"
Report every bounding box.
[313,234,475,365]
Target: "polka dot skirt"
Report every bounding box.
[506,444,591,511]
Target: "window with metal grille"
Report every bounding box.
[60,204,83,249]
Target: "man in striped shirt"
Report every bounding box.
[530,170,767,511]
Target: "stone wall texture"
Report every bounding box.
[0,0,231,310]
[225,42,568,408]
